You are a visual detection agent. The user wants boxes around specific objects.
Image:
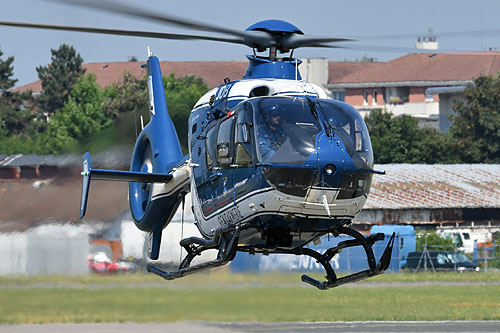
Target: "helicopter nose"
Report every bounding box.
[315,134,346,189]
[299,134,346,205]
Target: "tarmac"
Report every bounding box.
[1,321,500,332]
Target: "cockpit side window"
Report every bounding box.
[216,116,236,165]
[234,104,253,165]
[205,125,217,168]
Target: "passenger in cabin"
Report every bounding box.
[258,106,286,161]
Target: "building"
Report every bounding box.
[327,52,500,130]
[355,164,500,231]
[13,52,500,131]
[13,60,249,93]
[1,153,499,274]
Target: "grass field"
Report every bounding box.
[1,270,500,324]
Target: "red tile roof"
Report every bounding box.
[332,52,500,85]
[366,164,500,209]
[13,60,249,93]
[13,53,500,95]
[328,61,383,83]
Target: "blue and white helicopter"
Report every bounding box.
[2,1,394,290]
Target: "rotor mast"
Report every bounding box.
[269,46,278,61]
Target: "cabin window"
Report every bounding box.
[216,116,235,165]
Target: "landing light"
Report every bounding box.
[324,164,336,176]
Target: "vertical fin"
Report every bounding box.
[80,152,91,219]
[147,225,163,260]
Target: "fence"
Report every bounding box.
[407,243,500,272]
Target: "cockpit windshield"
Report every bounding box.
[251,97,322,164]
[316,100,373,169]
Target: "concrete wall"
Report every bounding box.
[383,101,439,118]
[0,224,91,276]
[298,58,328,86]
[0,233,27,275]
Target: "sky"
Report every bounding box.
[2,0,500,87]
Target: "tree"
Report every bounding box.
[450,75,500,163]
[365,109,457,164]
[76,72,150,152]
[36,44,85,117]
[0,48,16,94]
[0,48,36,153]
[416,230,455,252]
[163,73,208,153]
[39,74,110,153]
[103,72,148,119]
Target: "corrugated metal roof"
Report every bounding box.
[0,148,132,168]
[366,164,500,209]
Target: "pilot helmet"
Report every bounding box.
[266,105,281,120]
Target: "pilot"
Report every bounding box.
[258,106,286,161]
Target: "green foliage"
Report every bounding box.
[450,75,500,163]
[0,48,38,153]
[102,72,148,119]
[416,230,455,251]
[37,74,111,153]
[36,44,85,116]
[365,109,457,163]
[64,71,207,154]
[163,72,208,154]
[0,45,208,155]
[0,48,16,94]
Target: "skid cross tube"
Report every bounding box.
[299,228,395,290]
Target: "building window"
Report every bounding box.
[363,90,369,106]
[372,90,378,105]
[332,91,345,102]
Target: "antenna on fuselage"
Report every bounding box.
[295,58,298,81]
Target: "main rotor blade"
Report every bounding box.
[282,35,356,49]
[56,0,267,42]
[0,21,246,45]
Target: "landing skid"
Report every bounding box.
[297,227,395,290]
[147,225,395,290]
[147,224,242,280]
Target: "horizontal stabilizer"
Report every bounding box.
[83,169,173,183]
[79,152,173,219]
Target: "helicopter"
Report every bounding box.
[1,1,395,290]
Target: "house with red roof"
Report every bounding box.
[13,60,250,93]
[14,52,500,131]
[327,52,500,130]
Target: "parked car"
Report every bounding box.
[406,251,479,272]
[88,252,136,274]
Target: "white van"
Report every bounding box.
[437,228,495,253]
